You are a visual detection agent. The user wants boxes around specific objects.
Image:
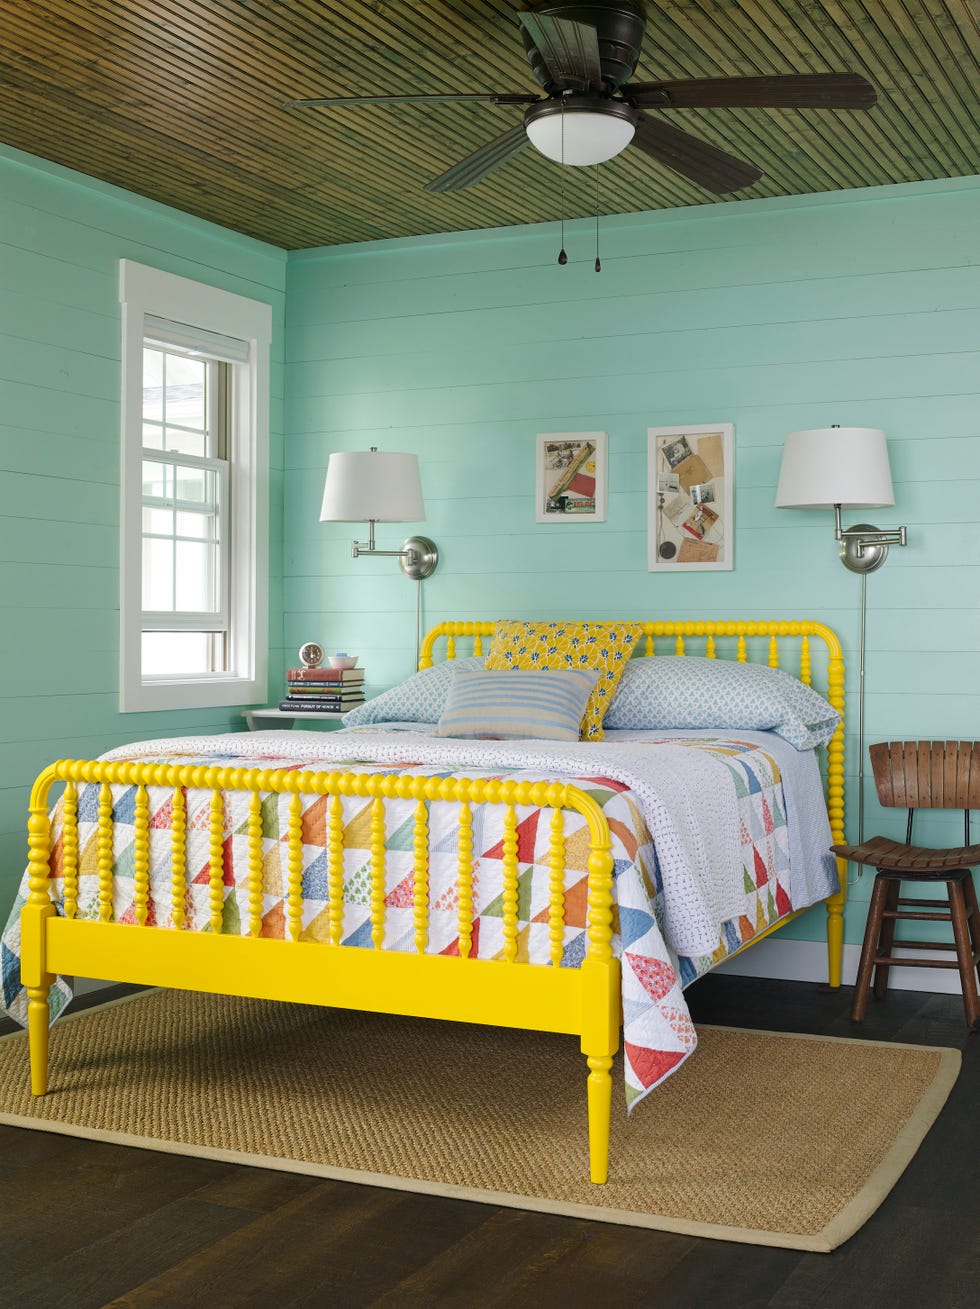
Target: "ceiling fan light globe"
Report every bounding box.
[524,104,636,165]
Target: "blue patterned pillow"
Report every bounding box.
[603,656,840,750]
[433,668,600,741]
[342,657,484,726]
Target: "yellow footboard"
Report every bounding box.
[20,760,621,1184]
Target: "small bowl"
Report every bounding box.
[326,654,358,670]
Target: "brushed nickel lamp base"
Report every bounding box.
[835,507,907,574]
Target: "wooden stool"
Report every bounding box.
[832,741,980,1030]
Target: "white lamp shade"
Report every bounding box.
[319,450,425,523]
[525,110,635,165]
[775,427,895,510]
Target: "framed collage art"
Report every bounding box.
[647,424,734,571]
[535,431,607,523]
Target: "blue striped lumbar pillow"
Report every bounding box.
[432,668,601,741]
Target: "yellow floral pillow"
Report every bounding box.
[485,620,642,740]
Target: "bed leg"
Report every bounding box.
[586,1053,613,1184]
[27,984,50,1095]
[826,882,846,988]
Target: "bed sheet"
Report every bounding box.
[1,730,837,1108]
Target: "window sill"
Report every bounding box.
[120,674,267,714]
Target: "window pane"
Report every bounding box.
[143,349,163,420]
[175,509,213,540]
[143,422,165,450]
[142,537,174,611]
[175,540,218,612]
[142,631,215,677]
[174,466,213,505]
[142,506,173,535]
[165,354,206,432]
[142,460,172,500]
[166,427,206,458]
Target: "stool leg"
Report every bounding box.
[962,874,980,988]
[947,879,980,1030]
[873,877,901,1000]
[852,876,888,1023]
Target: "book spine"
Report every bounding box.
[278,698,361,713]
[284,687,366,696]
[284,668,364,682]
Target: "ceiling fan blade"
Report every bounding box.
[426,122,529,192]
[284,92,539,109]
[517,11,603,91]
[624,74,877,111]
[631,116,764,193]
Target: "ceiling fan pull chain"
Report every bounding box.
[594,165,601,272]
[557,97,568,265]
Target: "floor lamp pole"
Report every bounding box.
[858,572,867,846]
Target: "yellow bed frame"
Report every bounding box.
[20,618,846,1185]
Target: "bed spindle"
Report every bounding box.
[456,800,475,958]
[548,808,566,967]
[737,634,747,662]
[209,790,226,935]
[328,792,345,947]
[800,635,812,686]
[133,783,150,927]
[369,795,387,950]
[768,635,779,668]
[644,634,655,656]
[170,787,187,929]
[501,802,520,963]
[412,798,430,953]
[247,790,264,938]
[97,781,114,923]
[472,633,483,657]
[705,635,716,659]
[675,634,685,655]
[286,790,304,943]
[61,780,79,921]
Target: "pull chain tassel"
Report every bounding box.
[594,164,601,272]
[558,97,567,266]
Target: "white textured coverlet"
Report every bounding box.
[104,729,752,956]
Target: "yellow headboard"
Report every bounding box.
[417,618,845,851]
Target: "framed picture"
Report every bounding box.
[647,423,734,571]
[535,431,607,523]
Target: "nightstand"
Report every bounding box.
[242,708,351,731]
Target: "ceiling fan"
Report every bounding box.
[284,1,877,196]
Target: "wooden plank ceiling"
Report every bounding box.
[0,1,977,249]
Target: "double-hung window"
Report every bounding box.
[119,261,271,712]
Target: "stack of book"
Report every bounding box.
[278,665,366,715]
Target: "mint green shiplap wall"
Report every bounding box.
[0,144,287,914]
[284,176,980,952]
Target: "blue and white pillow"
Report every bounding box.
[604,656,840,750]
[342,657,484,727]
[433,668,600,741]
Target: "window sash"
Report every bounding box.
[140,451,230,634]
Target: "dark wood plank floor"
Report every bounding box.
[0,976,976,1309]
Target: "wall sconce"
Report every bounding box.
[775,424,908,842]
[319,447,439,579]
[775,425,907,573]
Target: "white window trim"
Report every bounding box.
[120,260,271,713]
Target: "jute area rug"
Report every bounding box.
[0,989,960,1252]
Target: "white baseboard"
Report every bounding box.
[716,937,962,995]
